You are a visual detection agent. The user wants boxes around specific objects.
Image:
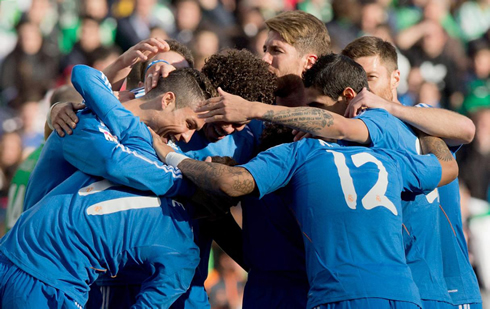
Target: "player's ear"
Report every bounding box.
[342,87,356,100]
[391,69,400,90]
[303,53,318,71]
[161,92,176,110]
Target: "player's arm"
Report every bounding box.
[417,131,458,186]
[345,88,475,146]
[102,38,169,91]
[61,122,191,197]
[153,131,301,199]
[198,88,371,144]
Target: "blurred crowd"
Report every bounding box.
[0,0,489,307]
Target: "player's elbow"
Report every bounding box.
[71,65,90,86]
[438,159,459,187]
[460,117,476,144]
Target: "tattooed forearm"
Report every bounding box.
[178,160,255,197]
[262,107,334,134]
[419,135,454,162]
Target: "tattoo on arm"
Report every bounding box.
[262,107,334,134]
[178,160,255,197]
[419,135,454,162]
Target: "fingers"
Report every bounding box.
[204,156,212,162]
[73,102,86,111]
[53,123,65,137]
[65,105,79,124]
[54,119,73,136]
[203,115,227,123]
[145,74,153,93]
[293,131,310,142]
[195,97,223,111]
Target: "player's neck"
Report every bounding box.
[122,98,153,124]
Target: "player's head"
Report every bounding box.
[126,39,194,89]
[303,53,369,115]
[342,36,399,101]
[201,48,277,142]
[142,68,217,143]
[262,11,331,78]
[50,85,83,106]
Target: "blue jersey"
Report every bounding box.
[24,66,192,212]
[343,108,451,303]
[241,138,442,309]
[0,172,199,307]
[177,125,257,164]
[411,104,481,305]
[174,122,258,308]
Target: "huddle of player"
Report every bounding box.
[0,10,482,309]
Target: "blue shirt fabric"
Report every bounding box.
[0,172,200,307]
[241,138,442,309]
[24,65,192,212]
[344,108,452,303]
[414,103,481,305]
[174,122,258,308]
[177,125,257,164]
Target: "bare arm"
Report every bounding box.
[418,132,459,186]
[388,104,475,146]
[198,88,371,144]
[177,160,256,197]
[102,38,169,90]
[346,88,475,146]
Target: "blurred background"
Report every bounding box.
[0,0,489,307]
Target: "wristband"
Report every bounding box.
[165,152,189,168]
[145,60,170,76]
[46,102,62,130]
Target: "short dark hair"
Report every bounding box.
[303,53,368,99]
[145,68,217,109]
[342,36,398,72]
[201,48,277,105]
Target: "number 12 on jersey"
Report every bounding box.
[327,150,398,215]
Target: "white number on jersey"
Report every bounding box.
[327,150,397,215]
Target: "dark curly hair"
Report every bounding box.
[201,49,277,105]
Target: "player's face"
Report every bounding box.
[355,55,397,101]
[156,106,205,143]
[202,122,248,143]
[154,51,189,69]
[262,31,306,78]
[304,87,347,115]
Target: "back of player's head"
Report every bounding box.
[303,53,368,99]
[145,67,217,109]
[265,11,331,57]
[201,48,277,105]
[50,85,83,106]
[342,36,398,72]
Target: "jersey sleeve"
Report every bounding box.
[239,140,303,199]
[71,65,141,142]
[394,150,442,194]
[61,115,193,197]
[355,108,398,148]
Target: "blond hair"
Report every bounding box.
[265,11,331,56]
